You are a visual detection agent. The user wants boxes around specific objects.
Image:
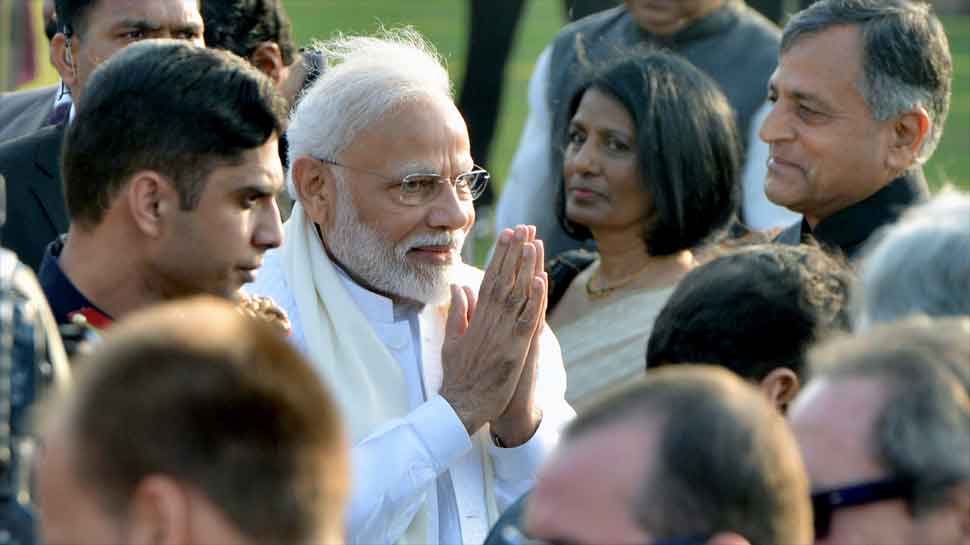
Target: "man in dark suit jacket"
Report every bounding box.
[0,123,69,271]
[0,84,60,143]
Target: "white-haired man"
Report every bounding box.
[854,190,970,330]
[247,29,574,545]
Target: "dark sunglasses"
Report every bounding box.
[811,477,913,539]
[498,525,709,545]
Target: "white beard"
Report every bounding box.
[325,182,464,305]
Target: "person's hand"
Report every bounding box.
[440,225,546,437]
[492,238,546,446]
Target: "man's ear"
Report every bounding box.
[127,171,178,238]
[292,156,334,226]
[885,107,930,173]
[248,42,286,85]
[127,476,190,545]
[759,367,801,413]
[50,33,78,91]
[705,532,751,545]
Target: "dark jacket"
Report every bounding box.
[0,84,59,143]
[774,171,929,260]
[0,124,70,272]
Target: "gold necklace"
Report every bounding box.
[585,262,652,299]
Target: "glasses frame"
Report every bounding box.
[811,476,914,539]
[314,157,490,206]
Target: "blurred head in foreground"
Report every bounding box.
[521,365,813,545]
[36,297,348,545]
[855,189,970,330]
[790,317,970,544]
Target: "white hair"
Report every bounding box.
[285,27,452,199]
[854,189,970,330]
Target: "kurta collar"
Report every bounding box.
[332,263,421,325]
[802,170,928,258]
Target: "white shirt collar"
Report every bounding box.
[332,263,421,325]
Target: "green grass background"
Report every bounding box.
[284,0,968,193]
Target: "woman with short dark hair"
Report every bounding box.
[547,49,740,409]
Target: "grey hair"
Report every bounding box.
[808,318,970,515]
[285,27,452,199]
[854,189,970,330]
[781,0,952,164]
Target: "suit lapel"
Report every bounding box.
[29,124,70,235]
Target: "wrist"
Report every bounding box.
[491,407,542,448]
[440,391,484,436]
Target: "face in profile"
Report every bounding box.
[563,87,648,238]
[156,137,284,299]
[760,26,897,224]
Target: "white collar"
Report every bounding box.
[332,263,421,325]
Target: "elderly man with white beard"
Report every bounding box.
[246,29,575,545]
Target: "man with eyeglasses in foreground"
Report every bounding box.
[790,317,970,545]
[246,28,574,545]
[491,365,812,545]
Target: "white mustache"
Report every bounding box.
[402,232,465,253]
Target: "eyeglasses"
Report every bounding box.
[315,157,490,206]
[811,477,913,539]
[498,525,709,545]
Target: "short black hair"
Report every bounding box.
[646,244,853,380]
[555,49,740,256]
[203,0,297,66]
[54,0,97,35]
[63,40,287,227]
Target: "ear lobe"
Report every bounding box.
[292,156,333,225]
[127,476,190,545]
[248,42,286,84]
[127,171,175,238]
[886,108,930,173]
[759,367,801,413]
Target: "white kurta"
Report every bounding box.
[247,244,574,545]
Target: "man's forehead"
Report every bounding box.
[90,0,202,27]
[776,26,864,93]
[790,378,890,485]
